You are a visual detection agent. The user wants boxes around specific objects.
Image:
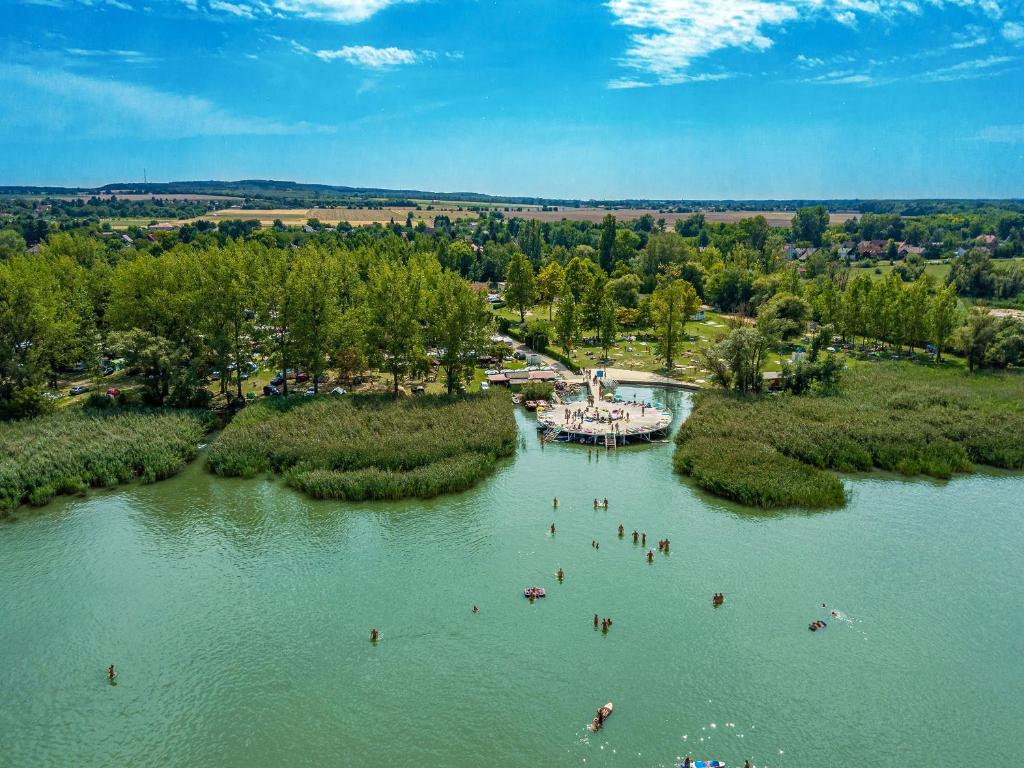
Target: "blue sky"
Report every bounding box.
[1,0,1023,198]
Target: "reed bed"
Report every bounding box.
[207,391,516,501]
[0,410,210,511]
[674,363,1024,508]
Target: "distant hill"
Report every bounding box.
[1,180,1021,215]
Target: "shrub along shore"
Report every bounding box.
[674,363,1024,508]
[0,409,211,512]
[207,391,516,501]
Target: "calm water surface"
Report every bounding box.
[2,387,1022,767]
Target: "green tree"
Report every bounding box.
[902,277,932,353]
[554,282,580,355]
[957,308,998,372]
[504,250,536,323]
[930,284,960,362]
[596,286,618,360]
[598,214,616,273]
[427,271,491,394]
[366,259,425,396]
[289,247,341,394]
[650,279,699,369]
[757,292,810,341]
[791,205,829,247]
[718,327,772,394]
[535,260,565,320]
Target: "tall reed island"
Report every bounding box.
[0,410,211,512]
[674,363,1024,508]
[207,391,516,501]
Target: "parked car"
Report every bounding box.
[513,351,527,360]
[270,374,284,386]
[69,385,90,395]
[329,386,346,396]
[479,381,490,391]
[106,388,120,398]
[262,384,280,397]
[304,386,316,396]
[294,372,310,383]
[101,366,114,376]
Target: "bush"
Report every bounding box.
[0,409,211,512]
[207,391,516,501]
[514,382,554,401]
[674,362,1024,508]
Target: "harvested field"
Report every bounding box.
[171,206,856,229]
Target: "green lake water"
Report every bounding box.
[2,387,1022,767]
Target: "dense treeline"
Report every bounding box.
[3,199,1024,419]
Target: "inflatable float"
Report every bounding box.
[587,702,613,732]
[523,587,546,599]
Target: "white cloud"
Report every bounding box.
[266,0,412,23]
[1003,21,1024,42]
[209,0,254,17]
[312,44,428,67]
[976,124,1024,142]
[608,77,654,88]
[795,54,824,66]
[606,0,1010,84]
[918,53,1014,80]
[0,64,332,138]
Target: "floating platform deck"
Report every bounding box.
[536,371,673,445]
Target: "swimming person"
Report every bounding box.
[370,628,379,642]
[553,497,558,509]
[594,613,599,627]
[641,531,647,546]
[618,524,624,537]
[603,498,609,508]
[632,530,639,543]
[593,499,599,509]
[647,549,654,563]
[107,664,116,682]
[550,523,556,535]
[557,567,564,581]
[595,542,600,550]
[472,606,479,614]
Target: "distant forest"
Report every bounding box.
[2,180,1022,215]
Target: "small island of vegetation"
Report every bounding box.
[207,391,515,501]
[0,409,210,511]
[675,363,1024,508]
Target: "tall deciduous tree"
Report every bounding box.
[427,271,491,394]
[930,284,960,362]
[554,282,580,355]
[598,214,616,273]
[504,250,535,323]
[365,258,425,396]
[650,279,699,369]
[535,260,565,320]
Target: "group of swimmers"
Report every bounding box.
[593,498,609,509]
[712,593,725,607]
[593,614,614,633]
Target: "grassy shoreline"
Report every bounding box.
[207,391,516,501]
[674,363,1024,508]
[0,409,211,512]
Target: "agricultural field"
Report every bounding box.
[206,391,516,501]
[161,205,856,229]
[674,361,1024,508]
